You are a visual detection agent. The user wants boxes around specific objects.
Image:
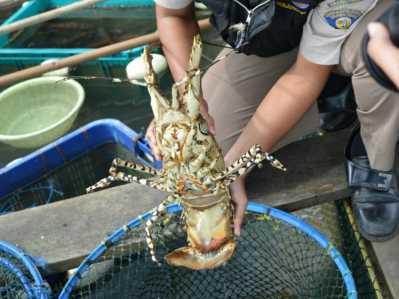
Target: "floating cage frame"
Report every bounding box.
[0,0,155,76]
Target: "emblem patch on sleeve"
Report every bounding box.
[324,9,362,29]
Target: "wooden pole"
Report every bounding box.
[0,19,211,87]
[0,0,107,35]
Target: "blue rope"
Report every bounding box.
[0,179,64,214]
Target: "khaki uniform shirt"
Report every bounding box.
[155,0,378,65]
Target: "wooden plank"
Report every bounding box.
[0,183,167,273]
[247,129,351,211]
[0,129,354,274]
[371,237,399,298]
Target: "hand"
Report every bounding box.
[145,119,162,161]
[199,97,216,135]
[229,176,248,236]
[367,22,399,89]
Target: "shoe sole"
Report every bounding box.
[357,221,399,242]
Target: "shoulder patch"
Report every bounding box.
[324,9,362,29]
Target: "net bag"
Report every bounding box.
[0,241,51,299]
[59,202,357,299]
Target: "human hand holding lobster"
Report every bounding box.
[229,176,248,237]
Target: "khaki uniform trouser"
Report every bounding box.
[202,0,397,171]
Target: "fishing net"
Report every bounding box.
[59,203,357,299]
[0,241,50,299]
[0,257,32,299]
[298,200,391,299]
[293,200,390,299]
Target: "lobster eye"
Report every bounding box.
[199,120,208,135]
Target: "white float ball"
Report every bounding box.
[41,59,70,77]
[194,1,208,10]
[126,53,168,85]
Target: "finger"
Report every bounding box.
[199,98,216,135]
[368,22,390,41]
[234,199,247,236]
[207,115,216,135]
[367,23,399,89]
[368,23,397,57]
[203,113,216,135]
[145,121,162,160]
[149,137,162,161]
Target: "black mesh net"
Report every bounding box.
[66,211,350,299]
[0,264,28,299]
[0,249,35,299]
[294,201,389,299]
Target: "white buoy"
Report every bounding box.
[194,1,208,10]
[22,0,30,7]
[125,53,168,86]
[41,59,70,77]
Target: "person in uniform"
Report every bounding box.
[146,0,399,241]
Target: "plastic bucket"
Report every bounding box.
[0,77,84,149]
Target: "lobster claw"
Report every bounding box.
[165,240,236,270]
[165,193,235,270]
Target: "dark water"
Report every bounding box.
[8,7,157,49]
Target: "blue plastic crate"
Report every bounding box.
[0,119,161,214]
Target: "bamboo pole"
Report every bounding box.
[0,19,211,87]
[0,0,107,35]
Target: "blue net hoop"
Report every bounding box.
[0,241,51,299]
[59,202,357,299]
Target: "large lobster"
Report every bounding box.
[87,35,285,270]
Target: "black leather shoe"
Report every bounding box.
[345,127,399,241]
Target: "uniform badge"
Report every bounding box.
[324,9,362,29]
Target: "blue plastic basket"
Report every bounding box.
[0,119,160,212]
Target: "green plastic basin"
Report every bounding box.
[0,77,85,149]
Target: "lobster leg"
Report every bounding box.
[144,195,177,264]
[110,157,160,176]
[86,172,168,193]
[219,145,286,186]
